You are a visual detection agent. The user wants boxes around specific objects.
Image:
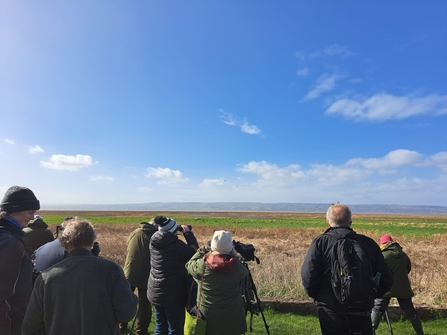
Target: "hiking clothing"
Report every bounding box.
[148,230,198,335]
[22,218,54,256]
[301,227,393,311]
[33,238,68,272]
[153,305,185,335]
[381,241,414,298]
[317,306,373,335]
[186,249,249,335]
[124,222,158,289]
[22,248,138,335]
[0,217,33,335]
[122,223,157,335]
[301,226,393,335]
[372,241,424,334]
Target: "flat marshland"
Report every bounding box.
[39,211,447,308]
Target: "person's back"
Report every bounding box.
[121,221,157,335]
[301,203,393,335]
[33,238,68,272]
[186,230,249,335]
[371,235,424,335]
[22,215,54,256]
[22,217,138,335]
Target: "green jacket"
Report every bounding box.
[123,222,157,288]
[381,242,414,298]
[186,250,249,335]
[22,218,54,256]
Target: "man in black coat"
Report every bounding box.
[301,203,393,335]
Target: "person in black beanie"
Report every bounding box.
[148,216,198,335]
[0,185,40,335]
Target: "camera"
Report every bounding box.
[233,241,257,262]
[91,242,101,257]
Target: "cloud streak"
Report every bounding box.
[28,145,44,154]
[326,93,447,122]
[220,110,261,135]
[40,154,93,171]
[302,74,342,101]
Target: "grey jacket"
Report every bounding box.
[22,248,138,335]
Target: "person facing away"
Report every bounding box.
[22,217,138,335]
[22,214,54,256]
[371,235,424,335]
[147,216,199,335]
[186,230,249,335]
[32,217,73,272]
[120,220,158,335]
[301,203,393,335]
[0,185,40,335]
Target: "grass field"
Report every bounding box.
[38,210,447,309]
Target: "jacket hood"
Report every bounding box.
[29,218,48,229]
[206,253,238,273]
[324,226,355,239]
[381,241,403,258]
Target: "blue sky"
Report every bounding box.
[1,1,446,206]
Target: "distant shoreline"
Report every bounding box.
[41,202,447,215]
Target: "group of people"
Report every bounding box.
[123,215,249,335]
[301,202,424,335]
[0,185,425,335]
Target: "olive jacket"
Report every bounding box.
[123,222,158,289]
[186,250,249,335]
[381,241,414,299]
[22,218,54,256]
[22,248,138,335]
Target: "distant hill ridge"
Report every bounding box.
[43,202,447,214]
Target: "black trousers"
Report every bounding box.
[318,307,373,335]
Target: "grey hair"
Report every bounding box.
[326,203,352,228]
[60,217,96,249]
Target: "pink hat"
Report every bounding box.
[380,235,393,245]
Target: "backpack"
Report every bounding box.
[328,232,375,311]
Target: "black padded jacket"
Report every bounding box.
[147,230,198,308]
[301,227,393,311]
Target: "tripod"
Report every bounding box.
[241,256,270,335]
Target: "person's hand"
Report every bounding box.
[181,225,190,233]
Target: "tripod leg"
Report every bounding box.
[384,310,394,335]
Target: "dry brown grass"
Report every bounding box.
[43,212,447,308]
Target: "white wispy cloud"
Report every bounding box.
[238,161,306,187]
[40,154,93,171]
[302,74,342,101]
[421,151,447,172]
[297,67,310,77]
[295,44,354,60]
[347,149,423,172]
[326,93,447,122]
[220,110,261,135]
[4,139,14,145]
[28,145,44,154]
[145,167,189,184]
[198,179,226,188]
[238,149,446,189]
[90,175,114,182]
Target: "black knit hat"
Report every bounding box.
[1,186,40,213]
